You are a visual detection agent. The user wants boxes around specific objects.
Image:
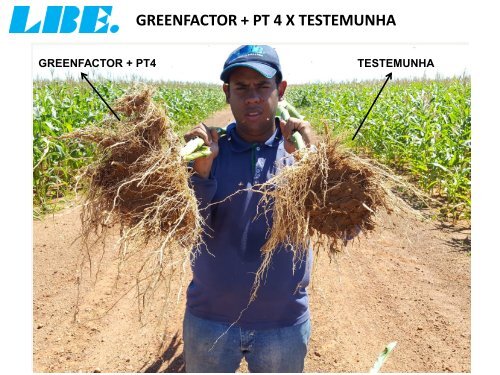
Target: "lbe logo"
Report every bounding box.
[9,6,119,33]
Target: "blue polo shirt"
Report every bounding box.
[187,120,312,330]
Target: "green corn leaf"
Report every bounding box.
[369,341,397,373]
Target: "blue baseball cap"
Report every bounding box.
[220,45,282,82]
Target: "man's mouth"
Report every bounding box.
[245,109,263,119]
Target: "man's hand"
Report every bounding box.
[279,118,316,154]
[183,123,220,179]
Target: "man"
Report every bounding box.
[182,45,315,372]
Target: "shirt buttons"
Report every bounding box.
[256,146,260,151]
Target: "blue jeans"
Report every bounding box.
[182,310,311,373]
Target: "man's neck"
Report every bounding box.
[235,120,277,143]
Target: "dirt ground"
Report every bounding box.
[33,109,471,373]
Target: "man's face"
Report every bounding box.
[223,67,287,140]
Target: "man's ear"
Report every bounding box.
[222,83,230,103]
[278,80,287,100]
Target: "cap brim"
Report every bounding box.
[220,62,277,81]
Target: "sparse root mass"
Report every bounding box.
[250,135,410,301]
[258,137,393,257]
[64,88,202,317]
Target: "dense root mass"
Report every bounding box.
[258,138,389,256]
[64,89,202,316]
[251,136,401,300]
[305,141,385,237]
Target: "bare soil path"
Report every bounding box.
[33,108,470,373]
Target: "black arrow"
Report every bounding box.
[81,72,120,121]
[352,72,392,141]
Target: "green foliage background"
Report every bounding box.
[33,80,226,215]
[286,77,471,219]
[33,77,470,219]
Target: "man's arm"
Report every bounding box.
[184,124,220,222]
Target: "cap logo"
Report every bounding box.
[230,45,264,60]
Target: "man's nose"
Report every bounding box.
[245,88,262,104]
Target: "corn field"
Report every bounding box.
[33,77,471,220]
[33,80,226,215]
[286,77,471,220]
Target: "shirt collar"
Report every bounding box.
[226,117,283,152]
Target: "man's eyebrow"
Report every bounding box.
[233,80,271,86]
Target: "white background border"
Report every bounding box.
[0,1,495,373]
